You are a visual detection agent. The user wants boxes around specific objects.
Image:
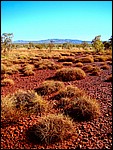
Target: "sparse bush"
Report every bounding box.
[1,90,48,121]
[35,80,65,96]
[26,113,75,144]
[55,67,86,81]
[64,95,100,121]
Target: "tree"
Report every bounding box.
[109,36,112,45]
[1,33,13,53]
[48,40,54,52]
[91,35,104,52]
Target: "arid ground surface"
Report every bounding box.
[1,50,112,149]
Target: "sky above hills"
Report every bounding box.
[1,1,112,41]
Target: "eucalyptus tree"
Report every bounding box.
[1,33,13,53]
[91,35,104,52]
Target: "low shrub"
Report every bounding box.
[35,80,65,96]
[26,113,75,144]
[55,67,86,81]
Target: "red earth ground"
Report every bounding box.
[1,57,112,149]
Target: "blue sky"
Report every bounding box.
[1,1,112,41]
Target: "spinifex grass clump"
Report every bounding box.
[34,59,62,70]
[55,67,86,81]
[23,64,35,75]
[75,62,83,67]
[89,66,101,76]
[74,56,94,63]
[1,64,7,74]
[1,78,14,86]
[82,65,94,73]
[35,80,65,96]
[105,74,112,82]
[63,62,73,66]
[52,85,84,100]
[100,64,110,70]
[64,94,100,121]
[26,113,75,144]
[1,90,48,122]
[58,56,75,62]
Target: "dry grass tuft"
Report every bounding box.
[63,62,73,66]
[100,64,110,70]
[105,74,112,82]
[23,64,35,75]
[26,113,75,144]
[34,59,63,70]
[94,55,108,62]
[1,90,48,122]
[1,64,7,74]
[1,78,14,86]
[35,80,65,96]
[74,56,94,63]
[75,62,83,67]
[64,95,100,121]
[55,67,86,81]
[89,66,101,76]
[82,65,94,73]
[53,85,84,100]
[58,56,75,62]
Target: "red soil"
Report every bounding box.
[1,60,112,149]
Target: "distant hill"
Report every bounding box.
[13,39,91,44]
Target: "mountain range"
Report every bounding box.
[13,39,91,44]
